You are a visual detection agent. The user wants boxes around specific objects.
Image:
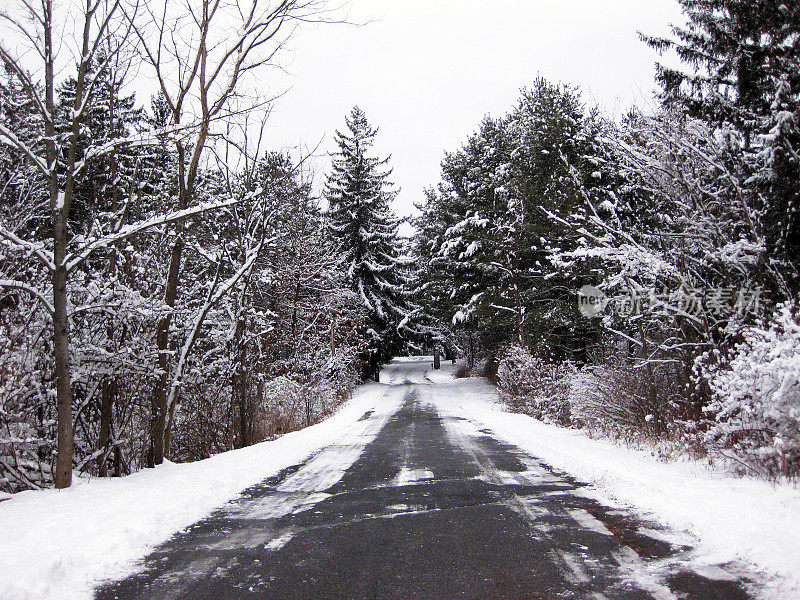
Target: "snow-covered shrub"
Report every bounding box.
[496,345,573,425]
[453,360,472,378]
[477,356,499,383]
[702,303,800,480]
[324,345,363,402]
[453,354,496,379]
[572,363,686,447]
[0,269,162,490]
[565,367,606,428]
[0,290,54,492]
[261,373,353,438]
[494,342,693,453]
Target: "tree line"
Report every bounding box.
[2,0,798,492]
[0,0,418,492]
[412,0,800,480]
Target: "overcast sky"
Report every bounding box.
[256,1,686,219]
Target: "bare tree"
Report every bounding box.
[0,0,131,488]
[0,0,263,487]
[129,0,331,466]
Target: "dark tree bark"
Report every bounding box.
[97,379,114,477]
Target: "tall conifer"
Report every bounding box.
[644,0,800,286]
[325,106,414,365]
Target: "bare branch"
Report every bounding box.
[0,279,54,315]
[65,195,254,273]
[0,227,56,271]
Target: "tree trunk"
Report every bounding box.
[40,0,72,490]
[53,76,85,489]
[236,349,248,448]
[371,351,380,382]
[433,346,441,370]
[149,235,184,466]
[97,378,114,477]
[113,445,123,477]
[238,378,248,447]
[638,321,658,406]
[291,281,300,336]
[330,315,336,359]
[469,330,475,368]
[52,258,74,488]
[150,112,205,465]
[149,319,169,466]
[53,0,108,486]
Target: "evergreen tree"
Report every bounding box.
[55,52,143,237]
[0,65,49,239]
[415,79,613,360]
[325,106,414,369]
[643,0,800,290]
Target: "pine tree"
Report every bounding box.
[325,107,414,370]
[643,0,800,289]
[0,65,48,239]
[415,79,612,360]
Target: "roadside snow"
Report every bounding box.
[0,382,402,600]
[429,363,800,599]
[4,357,798,600]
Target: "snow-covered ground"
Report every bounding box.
[426,360,800,599]
[0,381,404,600]
[2,357,798,599]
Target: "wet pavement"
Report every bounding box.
[96,366,755,600]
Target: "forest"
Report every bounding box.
[413,1,800,481]
[1,0,799,495]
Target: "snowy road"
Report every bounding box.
[96,357,753,600]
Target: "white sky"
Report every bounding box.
[259,0,687,219]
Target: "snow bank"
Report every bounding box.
[431,365,800,599]
[5,357,798,599]
[0,382,396,600]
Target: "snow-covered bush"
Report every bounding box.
[572,363,689,449]
[495,343,693,453]
[453,352,498,380]
[452,360,472,378]
[0,266,163,490]
[261,373,354,438]
[702,303,800,480]
[496,345,573,425]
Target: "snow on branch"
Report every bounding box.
[0,124,51,176]
[164,240,265,422]
[78,124,200,166]
[0,228,56,272]
[65,195,253,273]
[0,279,54,315]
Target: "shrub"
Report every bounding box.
[453,361,472,378]
[261,373,355,438]
[478,356,499,383]
[496,345,573,426]
[495,344,694,454]
[701,302,800,480]
[571,363,692,451]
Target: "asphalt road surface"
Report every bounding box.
[96,359,754,600]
